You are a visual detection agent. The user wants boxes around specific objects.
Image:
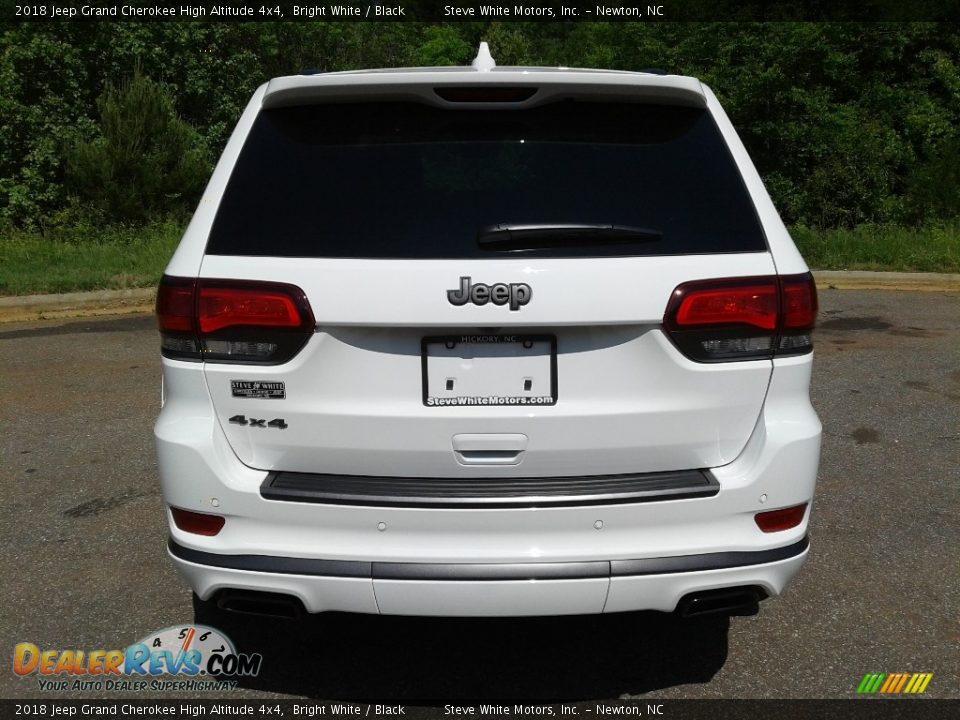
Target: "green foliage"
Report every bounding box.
[414,26,473,66]
[905,137,960,221]
[559,23,960,228]
[791,222,960,272]
[0,218,182,296]
[1,23,959,231]
[0,28,95,227]
[65,69,209,225]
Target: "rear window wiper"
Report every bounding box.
[477,223,662,251]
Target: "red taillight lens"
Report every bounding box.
[156,278,196,333]
[672,282,778,331]
[156,276,314,364]
[170,507,225,536]
[664,272,817,362]
[755,503,808,533]
[782,276,817,330]
[777,273,818,353]
[198,286,305,334]
[156,277,200,359]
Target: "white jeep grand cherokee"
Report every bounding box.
[155,45,820,620]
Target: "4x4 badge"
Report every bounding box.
[229,415,288,430]
[447,276,532,311]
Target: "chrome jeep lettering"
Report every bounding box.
[447,277,532,311]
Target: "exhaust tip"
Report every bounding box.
[676,586,767,618]
[215,590,305,620]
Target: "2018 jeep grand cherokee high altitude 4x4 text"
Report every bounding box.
[155,45,820,619]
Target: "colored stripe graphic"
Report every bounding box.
[893,673,906,693]
[857,672,932,694]
[860,673,886,694]
[857,673,881,693]
[909,673,933,694]
[879,674,897,693]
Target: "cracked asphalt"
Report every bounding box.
[0,289,957,702]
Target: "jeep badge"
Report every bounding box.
[447,276,532,311]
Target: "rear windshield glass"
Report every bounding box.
[206,100,767,258]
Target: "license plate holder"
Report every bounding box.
[421,334,557,407]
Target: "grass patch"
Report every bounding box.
[0,220,182,296]
[1,220,958,297]
[791,222,960,273]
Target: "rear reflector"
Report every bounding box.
[755,503,808,533]
[664,273,817,362]
[156,276,315,364]
[170,507,225,536]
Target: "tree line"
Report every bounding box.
[1,22,957,232]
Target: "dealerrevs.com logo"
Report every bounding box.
[13,625,261,692]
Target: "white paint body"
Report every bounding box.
[156,61,821,616]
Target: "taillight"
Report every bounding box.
[156,276,315,364]
[664,272,817,362]
[755,503,808,533]
[778,273,818,353]
[170,507,225,536]
[156,276,200,358]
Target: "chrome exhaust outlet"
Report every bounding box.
[215,590,304,620]
[676,586,766,618]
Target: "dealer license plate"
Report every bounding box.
[421,334,557,407]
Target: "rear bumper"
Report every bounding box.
[157,353,821,617]
[170,536,809,616]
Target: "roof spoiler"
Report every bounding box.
[262,43,704,110]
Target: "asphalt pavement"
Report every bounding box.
[0,289,957,701]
